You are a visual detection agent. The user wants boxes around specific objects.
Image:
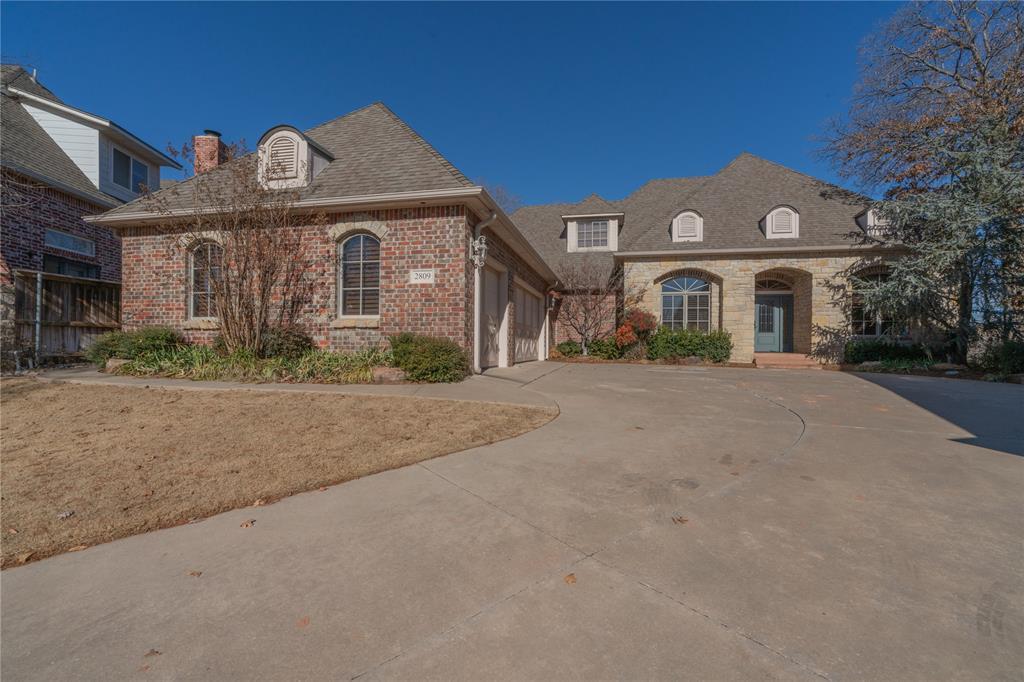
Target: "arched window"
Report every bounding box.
[189,242,223,319]
[756,278,791,292]
[765,206,799,239]
[661,276,711,331]
[671,211,703,242]
[851,271,893,336]
[339,234,380,316]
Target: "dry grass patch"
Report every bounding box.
[0,378,555,567]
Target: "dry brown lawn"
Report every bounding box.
[0,378,555,567]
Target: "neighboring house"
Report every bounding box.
[86,103,555,372]
[0,64,181,363]
[514,153,896,363]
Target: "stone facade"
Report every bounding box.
[119,203,548,365]
[0,169,120,368]
[623,250,887,363]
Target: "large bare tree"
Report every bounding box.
[146,141,327,354]
[823,1,1024,360]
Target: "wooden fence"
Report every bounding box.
[13,270,121,359]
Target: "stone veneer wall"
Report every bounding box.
[1,169,121,368]
[121,205,473,352]
[623,251,879,363]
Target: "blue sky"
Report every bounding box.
[2,1,897,204]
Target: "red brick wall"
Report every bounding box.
[0,169,120,285]
[120,205,475,351]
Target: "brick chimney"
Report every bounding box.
[193,130,227,174]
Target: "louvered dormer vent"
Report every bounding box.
[268,136,298,179]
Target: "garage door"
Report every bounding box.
[514,285,543,363]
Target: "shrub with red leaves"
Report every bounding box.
[614,323,638,348]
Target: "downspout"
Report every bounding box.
[472,211,497,374]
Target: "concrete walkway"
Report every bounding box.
[3,363,1022,680]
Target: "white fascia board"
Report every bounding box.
[561,212,625,220]
[7,87,182,169]
[614,244,904,258]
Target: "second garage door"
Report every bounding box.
[513,285,543,363]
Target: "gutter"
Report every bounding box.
[614,243,905,258]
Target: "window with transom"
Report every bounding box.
[661,276,711,332]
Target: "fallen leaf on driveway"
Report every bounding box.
[564,573,576,585]
[252,499,266,507]
[296,616,311,628]
[672,516,689,525]
[188,571,202,578]
[318,487,327,492]
[240,519,256,528]
[144,649,161,658]
[16,552,34,564]
[138,665,150,673]
[68,545,88,552]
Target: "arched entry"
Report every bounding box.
[754,269,812,353]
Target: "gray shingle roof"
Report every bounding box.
[565,193,620,216]
[512,153,868,280]
[98,102,474,219]
[0,65,119,207]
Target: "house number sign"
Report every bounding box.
[409,269,435,284]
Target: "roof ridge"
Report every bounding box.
[371,102,473,188]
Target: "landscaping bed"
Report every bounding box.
[0,378,556,567]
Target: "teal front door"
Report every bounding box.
[755,295,793,352]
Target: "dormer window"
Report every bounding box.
[763,206,800,239]
[856,209,888,239]
[564,212,623,253]
[578,220,609,248]
[671,211,703,242]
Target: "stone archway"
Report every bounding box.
[754,267,813,354]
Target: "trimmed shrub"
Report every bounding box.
[646,328,733,363]
[844,339,928,364]
[390,333,469,383]
[587,338,622,360]
[978,340,1024,376]
[85,327,183,366]
[260,327,315,359]
[555,341,581,357]
[121,346,392,384]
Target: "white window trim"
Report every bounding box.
[567,217,618,252]
[765,206,800,239]
[111,145,150,194]
[671,211,703,243]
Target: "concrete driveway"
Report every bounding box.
[3,364,1022,680]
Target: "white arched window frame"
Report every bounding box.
[765,206,800,239]
[189,241,223,319]
[671,210,703,243]
[338,234,381,317]
[660,276,711,332]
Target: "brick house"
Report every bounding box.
[87,103,556,372]
[513,153,901,365]
[0,65,181,364]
